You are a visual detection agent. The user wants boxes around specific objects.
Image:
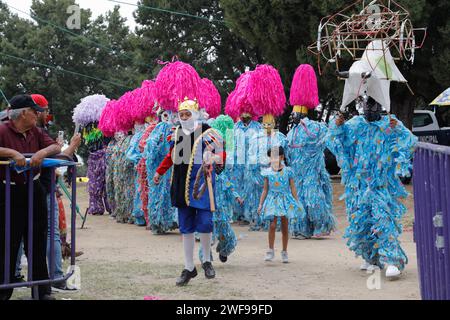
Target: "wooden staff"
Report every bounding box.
[206,172,216,212]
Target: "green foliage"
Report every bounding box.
[0,0,448,135]
[0,0,141,136]
[134,0,259,102]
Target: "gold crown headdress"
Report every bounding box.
[178,97,199,112]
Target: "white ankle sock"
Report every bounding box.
[199,233,212,263]
[183,233,195,271]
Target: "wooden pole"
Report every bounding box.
[206,173,216,212]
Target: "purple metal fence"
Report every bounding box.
[413,142,450,300]
[1,156,77,298]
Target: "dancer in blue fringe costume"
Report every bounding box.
[105,139,117,217]
[248,114,287,231]
[115,134,136,224]
[199,115,242,263]
[229,115,261,224]
[199,171,242,263]
[287,116,336,239]
[145,111,178,234]
[327,97,417,278]
[125,124,146,226]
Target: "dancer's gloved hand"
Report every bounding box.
[153,172,161,185]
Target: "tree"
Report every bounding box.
[134,0,260,101]
[0,0,143,138]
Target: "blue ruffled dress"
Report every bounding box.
[260,166,305,224]
[327,115,417,270]
[286,119,336,237]
[248,130,288,230]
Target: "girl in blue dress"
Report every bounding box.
[258,146,305,263]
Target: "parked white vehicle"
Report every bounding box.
[412,109,450,146]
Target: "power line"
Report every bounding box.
[0,88,10,106]
[107,0,227,24]
[0,52,133,89]
[3,3,152,70]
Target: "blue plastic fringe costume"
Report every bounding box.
[327,115,417,270]
[125,125,146,226]
[248,129,288,230]
[287,118,336,237]
[199,170,239,262]
[105,139,118,216]
[228,120,262,223]
[114,135,136,224]
[145,122,177,233]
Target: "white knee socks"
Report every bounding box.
[199,233,212,263]
[183,233,195,271]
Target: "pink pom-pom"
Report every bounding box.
[199,78,221,118]
[115,91,135,132]
[225,71,256,121]
[130,81,157,124]
[99,99,119,137]
[154,61,202,112]
[248,64,286,117]
[290,64,319,109]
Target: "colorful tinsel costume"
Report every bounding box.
[287,119,336,237]
[229,120,262,223]
[114,135,136,224]
[105,139,118,216]
[145,122,178,233]
[327,115,417,270]
[137,122,158,226]
[125,125,146,226]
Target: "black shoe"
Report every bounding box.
[202,262,216,279]
[219,254,228,263]
[52,280,77,292]
[39,294,56,301]
[176,268,198,286]
[13,275,26,283]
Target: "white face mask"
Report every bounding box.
[179,110,199,134]
[180,118,197,133]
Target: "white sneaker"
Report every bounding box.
[281,251,288,263]
[264,249,275,261]
[386,265,401,280]
[360,261,373,270]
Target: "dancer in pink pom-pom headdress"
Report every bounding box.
[287,64,336,239]
[225,71,262,225]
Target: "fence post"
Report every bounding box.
[413,142,450,300]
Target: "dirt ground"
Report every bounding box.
[13,178,419,300]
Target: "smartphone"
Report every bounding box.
[74,123,80,136]
[57,131,64,145]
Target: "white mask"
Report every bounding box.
[180,118,197,133]
[179,110,199,134]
